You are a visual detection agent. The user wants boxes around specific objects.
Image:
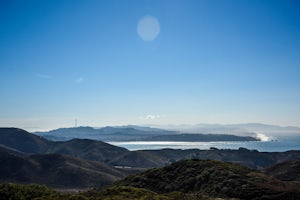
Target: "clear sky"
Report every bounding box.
[1,0,300,131]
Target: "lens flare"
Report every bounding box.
[137,15,160,41]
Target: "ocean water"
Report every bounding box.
[109,138,300,152]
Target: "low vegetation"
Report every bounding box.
[117,159,300,200]
[264,159,300,182]
[0,183,233,200]
[0,183,57,200]
[1,159,300,199]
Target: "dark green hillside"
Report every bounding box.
[46,138,128,163]
[0,183,230,200]
[0,128,50,153]
[0,183,58,200]
[2,158,300,200]
[0,151,128,188]
[118,159,300,200]
[109,150,168,168]
[83,186,177,200]
[264,159,300,182]
[149,148,300,169]
[0,145,26,157]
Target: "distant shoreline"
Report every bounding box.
[108,140,300,152]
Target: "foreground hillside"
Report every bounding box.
[118,159,300,200]
[264,159,300,182]
[0,147,134,188]
[1,159,300,200]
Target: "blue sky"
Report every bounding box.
[1,0,300,130]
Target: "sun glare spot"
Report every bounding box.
[137,15,160,41]
[256,133,271,142]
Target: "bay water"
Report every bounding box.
[109,137,300,152]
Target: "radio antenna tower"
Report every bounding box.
[75,119,77,127]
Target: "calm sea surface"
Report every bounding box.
[109,137,300,152]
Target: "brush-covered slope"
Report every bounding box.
[0,183,58,200]
[0,183,204,200]
[0,128,50,153]
[0,150,127,188]
[264,159,300,182]
[117,159,300,200]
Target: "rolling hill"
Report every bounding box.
[0,148,131,188]
[2,159,300,199]
[0,128,129,165]
[117,159,300,199]
[0,128,50,154]
[46,138,128,163]
[264,159,300,182]
[1,128,300,170]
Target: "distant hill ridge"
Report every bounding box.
[34,125,259,142]
[0,128,50,153]
[150,123,300,137]
[0,128,130,164]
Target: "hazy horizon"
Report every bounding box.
[1,1,300,131]
[5,121,300,133]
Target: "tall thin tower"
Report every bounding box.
[75,119,77,127]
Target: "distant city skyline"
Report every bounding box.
[1,0,300,131]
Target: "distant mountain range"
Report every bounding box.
[34,125,259,142]
[150,123,300,138]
